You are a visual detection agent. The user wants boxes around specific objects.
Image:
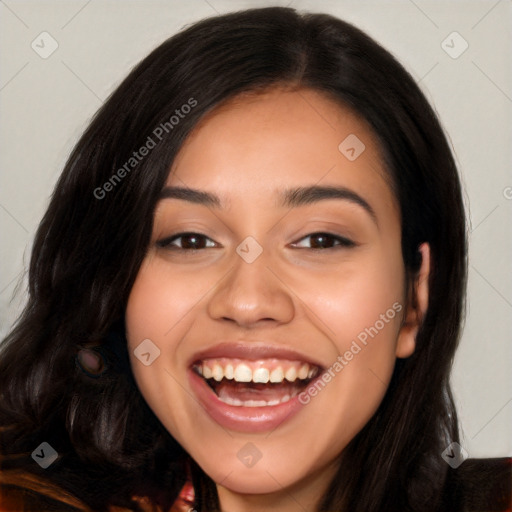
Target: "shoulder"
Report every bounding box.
[0,468,189,512]
[0,470,163,512]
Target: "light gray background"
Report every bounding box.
[1,0,511,458]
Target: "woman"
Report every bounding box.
[1,6,508,512]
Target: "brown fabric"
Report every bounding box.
[0,470,91,511]
[0,471,174,512]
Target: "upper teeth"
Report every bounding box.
[195,358,318,384]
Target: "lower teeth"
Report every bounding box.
[201,374,310,407]
[218,394,292,407]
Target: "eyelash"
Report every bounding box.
[156,232,356,251]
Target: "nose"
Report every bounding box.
[206,250,295,328]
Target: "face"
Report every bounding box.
[125,88,418,499]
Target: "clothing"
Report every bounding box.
[0,470,193,512]
[1,459,511,512]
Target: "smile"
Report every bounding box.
[193,358,320,407]
[187,344,325,432]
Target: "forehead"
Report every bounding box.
[167,87,397,218]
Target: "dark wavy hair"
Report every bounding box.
[0,6,468,512]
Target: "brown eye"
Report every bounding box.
[157,232,217,250]
[292,232,355,250]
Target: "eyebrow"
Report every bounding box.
[159,185,377,224]
[159,186,221,207]
[281,185,377,223]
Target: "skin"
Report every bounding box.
[125,87,430,512]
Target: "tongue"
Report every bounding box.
[211,379,304,402]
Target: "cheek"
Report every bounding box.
[125,254,223,347]
[291,245,405,353]
[127,258,192,338]
[290,245,405,423]
[124,258,198,429]
[291,282,404,468]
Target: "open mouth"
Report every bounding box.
[192,358,321,407]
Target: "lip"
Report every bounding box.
[188,341,326,368]
[188,368,311,433]
[187,342,325,433]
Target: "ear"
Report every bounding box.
[396,243,430,358]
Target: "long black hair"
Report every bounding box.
[0,7,467,511]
